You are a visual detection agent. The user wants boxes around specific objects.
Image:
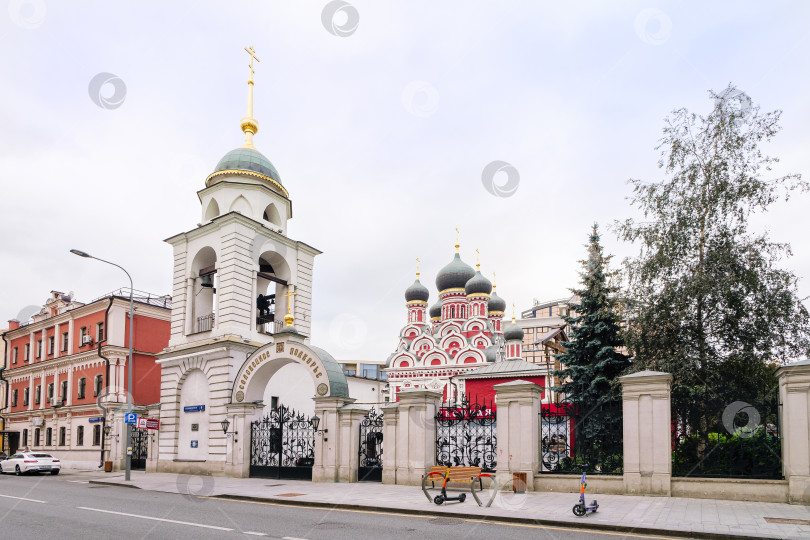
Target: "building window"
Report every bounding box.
[270,396,279,410]
[94,375,103,397]
[76,426,84,446]
[11,389,17,407]
[59,427,66,446]
[93,425,101,446]
[48,336,55,355]
[23,387,29,406]
[62,332,69,351]
[22,429,28,446]
[46,427,52,446]
[34,428,40,446]
[35,385,41,405]
[97,322,105,341]
[80,326,88,345]
[60,380,68,402]
[24,343,30,361]
[36,339,42,358]
[47,383,54,403]
[78,378,86,399]
[12,347,18,364]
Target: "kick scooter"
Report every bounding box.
[572,467,598,516]
[433,469,467,505]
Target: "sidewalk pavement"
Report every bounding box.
[86,471,810,540]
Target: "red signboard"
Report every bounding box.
[137,417,160,430]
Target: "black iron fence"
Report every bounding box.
[540,403,623,475]
[358,408,384,482]
[435,395,496,472]
[250,405,315,480]
[672,403,782,479]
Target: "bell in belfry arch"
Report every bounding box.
[200,274,214,288]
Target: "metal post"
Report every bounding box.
[70,249,135,481]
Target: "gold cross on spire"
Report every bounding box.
[454,227,460,253]
[283,288,296,327]
[492,271,497,289]
[512,302,516,323]
[475,248,480,270]
[241,46,261,149]
[245,45,260,80]
[416,257,421,278]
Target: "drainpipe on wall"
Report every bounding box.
[96,297,114,468]
[0,330,10,453]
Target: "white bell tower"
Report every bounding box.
[165,46,319,346]
[155,48,322,475]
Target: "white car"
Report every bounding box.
[0,452,61,475]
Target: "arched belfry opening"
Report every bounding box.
[204,198,220,221]
[263,203,281,227]
[190,246,217,334]
[256,250,291,335]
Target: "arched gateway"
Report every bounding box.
[232,333,349,404]
[232,331,349,479]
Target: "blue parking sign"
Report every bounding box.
[125,413,137,424]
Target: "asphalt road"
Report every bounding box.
[0,471,678,540]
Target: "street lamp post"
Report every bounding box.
[71,249,134,481]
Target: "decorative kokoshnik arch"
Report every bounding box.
[231,333,350,403]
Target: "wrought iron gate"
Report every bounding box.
[130,427,148,470]
[435,396,496,471]
[250,405,315,480]
[358,408,383,482]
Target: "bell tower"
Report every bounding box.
[164,46,319,347]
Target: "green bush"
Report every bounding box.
[672,426,782,478]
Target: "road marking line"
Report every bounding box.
[0,494,47,504]
[203,497,680,540]
[281,537,307,540]
[68,480,89,484]
[243,533,266,537]
[76,506,234,531]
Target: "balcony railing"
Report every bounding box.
[196,313,215,333]
[257,315,283,335]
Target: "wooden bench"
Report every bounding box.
[444,466,483,489]
[422,465,483,493]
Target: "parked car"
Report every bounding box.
[0,452,61,475]
[0,451,8,461]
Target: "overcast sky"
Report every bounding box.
[1,1,809,363]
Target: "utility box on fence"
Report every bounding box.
[512,472,527,493]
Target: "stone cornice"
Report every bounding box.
[164,211,322,256]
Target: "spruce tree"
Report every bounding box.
[552,223,630,472]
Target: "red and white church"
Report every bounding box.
[385,243,547,403]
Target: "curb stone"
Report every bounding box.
[84,480,781,540]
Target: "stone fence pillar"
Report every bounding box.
[312,396,355,482]
[620,371,673,496]
[776,359,810,504]
[381,403,399,485]
[337,405,370,482]
[394,389,442,485]
[224,402,262,477]
[494,380,542,491]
